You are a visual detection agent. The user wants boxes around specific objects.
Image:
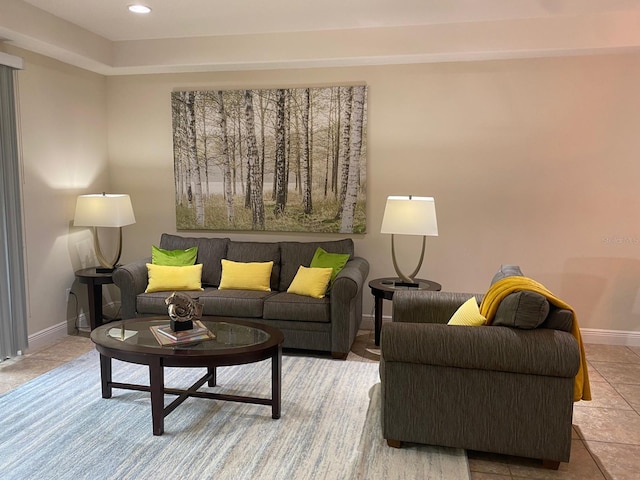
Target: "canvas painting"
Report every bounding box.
[171,85,367,233]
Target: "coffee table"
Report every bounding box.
[90,317,284,435]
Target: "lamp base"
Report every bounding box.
[394,281,420,288]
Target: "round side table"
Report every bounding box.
[368,277,442,346]
[75,267,115,330]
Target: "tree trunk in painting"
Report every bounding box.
[301,88,313,214]
[332,88,341,197]
[340,85,365,233]
[336,86,353,220]
[274,89,287,217]
[217,91,234,223]
[187,92,205,226]
[243,90,265,230]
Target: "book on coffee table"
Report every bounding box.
[149,320,215,346]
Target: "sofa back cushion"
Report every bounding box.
[226,241,281,291]
[159,234,229,287]
[279,239,354,291]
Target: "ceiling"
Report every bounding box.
[2,0,640,74]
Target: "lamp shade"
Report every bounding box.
[380,196,438,236]
[73,193,136,227]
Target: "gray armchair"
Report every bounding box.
[380,290,580,469]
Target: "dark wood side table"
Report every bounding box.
[75,267,115,330]
[369,277,442,346]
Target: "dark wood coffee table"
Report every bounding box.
[90,317,284,435]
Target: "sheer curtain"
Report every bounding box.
[0,60,28,360]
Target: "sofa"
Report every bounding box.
[379,266,582,468]
[113,233,369,358]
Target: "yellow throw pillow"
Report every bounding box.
[218,259,273,292]
[145,263,204,293]
[287,266,333,299]
[448,296,487,326]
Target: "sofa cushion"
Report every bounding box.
[159,234,229,287]
[541,307,573,332]
[492,290,550,329]
[218,259,273,292]
[137,290,202,315]
[144,263,204,293]
[152,245,198,266]
[199,289,276,318]
[287,266,333,298]
[226,241,281,291]
[279,239,354,291]
[263,292,331,323]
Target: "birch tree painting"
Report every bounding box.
[171,85,367,233]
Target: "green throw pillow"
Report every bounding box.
[152,245,198,266]
[310,247,350,284]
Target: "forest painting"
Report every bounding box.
[170,85,367,233]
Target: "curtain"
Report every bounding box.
[0,64,28,360]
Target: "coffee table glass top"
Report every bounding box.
[92,318,270,351]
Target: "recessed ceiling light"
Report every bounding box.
[128,4,151,14]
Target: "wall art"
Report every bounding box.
[171,85,367,233]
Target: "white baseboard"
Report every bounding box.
[581,328,640,347]
[27,321,69,353]
[26,314,640,353]
[362,314,640,347]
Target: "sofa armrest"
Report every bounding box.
[392,290,483,325]
[113,258,151,319]
[381,322,579,378]
[329,256,370,354]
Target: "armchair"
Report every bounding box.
[380,289,581,469]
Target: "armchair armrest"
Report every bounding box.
[392,290,483,325]
[381,322,580,378]
[113,257,151,319]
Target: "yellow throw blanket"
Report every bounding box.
[479,276,591,402]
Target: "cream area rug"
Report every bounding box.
[0,350,469,479]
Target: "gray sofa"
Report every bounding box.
[380,268,581,468]
[113,234,369,358]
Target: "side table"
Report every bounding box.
[369,277,442,346]
[75,267,115,330]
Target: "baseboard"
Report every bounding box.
[581,328,640,347]
[27,321,69,353]
[363,314,640,347]
[27,314,640,353]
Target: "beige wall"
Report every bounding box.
[107,54,640,335]
[7,42,640,338]
[6,46,109,335]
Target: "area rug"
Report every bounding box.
[0,350,469,479]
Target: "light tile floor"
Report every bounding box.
[1,332,638,480]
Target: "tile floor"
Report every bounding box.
[1,331,639,480]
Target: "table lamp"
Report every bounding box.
[380,195,438,287]
[74,193,136,272]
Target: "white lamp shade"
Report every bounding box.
[73,194,136,227]
[380,196,438,236]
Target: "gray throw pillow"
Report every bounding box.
[492,290,550,329]
[490,265,524,285]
